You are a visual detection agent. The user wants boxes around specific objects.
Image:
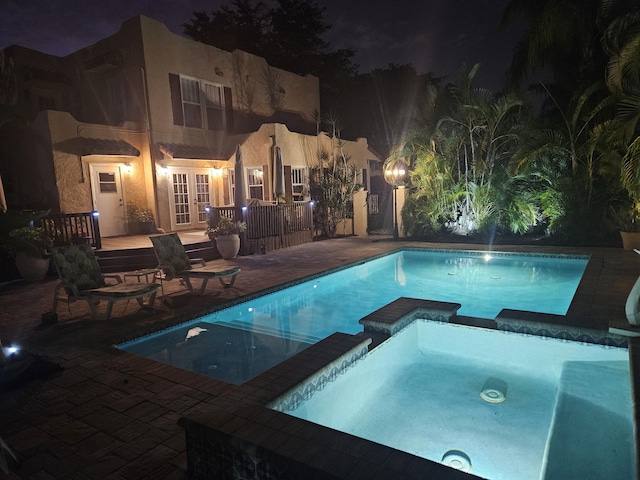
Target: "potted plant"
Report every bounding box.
[205,215,247,259]
[611,203,640,250]
[8,226,54,281]
[125,202,157,235]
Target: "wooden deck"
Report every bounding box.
[96,230,216,272]
[99,229,209,251]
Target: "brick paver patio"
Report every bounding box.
[1,236,638,478]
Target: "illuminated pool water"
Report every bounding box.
[279,320,634,480]
[119,249,589,384]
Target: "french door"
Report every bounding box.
[168,168,212,230]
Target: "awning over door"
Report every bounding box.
[54,137,140,156]
[81,138,140,156]
[157,142,236,160]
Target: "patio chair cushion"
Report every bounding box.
[182,266,241,278]
[51,244,106,291]
[150,233,241,294]
[81,282,159,299]
[150,233,192,273]
[51,244,160,320]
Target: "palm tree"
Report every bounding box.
[502,0,640,93]
[399,66,531,237]
[437,66,525,232]
[502,0,604,89]
[602,6,640,94]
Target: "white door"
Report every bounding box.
[168,168,212,230]
[90,164,126,237]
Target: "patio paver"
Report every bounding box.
[1,235,639,478]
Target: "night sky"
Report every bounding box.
[1,0,520,90]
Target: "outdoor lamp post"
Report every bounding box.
[384,161,406,239]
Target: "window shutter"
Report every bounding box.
[169,74,184,125]
[224,87,234,133]
[262,164,269,201]
[284,165,292,200]
[223,172,230,205]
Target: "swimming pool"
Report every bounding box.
[119,249,589,384]
[275,320,635,480]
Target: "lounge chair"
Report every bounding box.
[150,233,240,295]
[51,244,159,320]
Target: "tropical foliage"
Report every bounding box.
[183,0,356,111]
[206,215,247,238]
[394,0,640,244]
[309,116,362,238]
[0,210,53,258]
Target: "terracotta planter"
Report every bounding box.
[215,234,240,259]
[620,231,640,251]
[126,221,156,235]
[15,252,50,281]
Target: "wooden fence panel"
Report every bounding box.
[212,203,313,247]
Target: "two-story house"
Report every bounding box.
[0,15,383,236]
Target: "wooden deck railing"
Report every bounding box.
[40,211,102,250]
[215,203,313,239]
[213,202,314,253]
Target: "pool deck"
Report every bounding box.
[1,235,639,479]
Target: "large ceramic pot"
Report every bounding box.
[15,252,50,281]
[126,221,156,235]
[215,234,240,259]
[620,231,640,251]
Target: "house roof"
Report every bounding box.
[157,142,235,160]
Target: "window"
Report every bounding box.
[98,172,118,193]
[247,168,264,200]
[180,77,202,128]
[106,76,126,123]
[37,95,56,111]
[204,83,224,130]
[229,170,236,205]
[291,167,306,200]
[176,75,225,130]
[32,87,60,112]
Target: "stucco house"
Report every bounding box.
[0,15,383,237]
